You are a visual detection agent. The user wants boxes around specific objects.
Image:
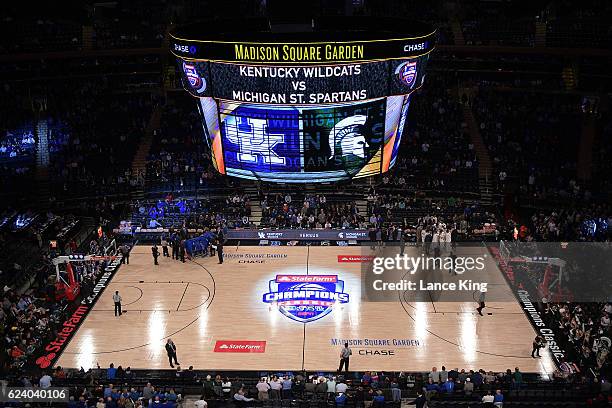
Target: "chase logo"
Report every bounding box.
[395,61,418,89]
[174,44,197,54]
[263,275,349,323]
[403,42,427,53]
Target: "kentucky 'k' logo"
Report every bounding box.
[396,61,418,88]
[182,61,206,94]
[263,275,349,323]
[224,117,286,165]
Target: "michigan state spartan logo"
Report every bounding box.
[263,275,349,323]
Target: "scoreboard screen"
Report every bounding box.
[171,17,435,183]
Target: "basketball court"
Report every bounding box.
[56,245,556,374]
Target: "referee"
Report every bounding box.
[337,342,352,373]
[476,290,486,316]
[113,291,122,317]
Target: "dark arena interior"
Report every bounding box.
[0,0,611,407]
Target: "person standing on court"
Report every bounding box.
[152,244,159,265]
[171,235,178,260]
[161,236,169,257]
[113,291,122,317]
[179,241,186,263]
[217,238,224,264]
[531,335,544,358]
[165,338,180,368]
[338,342,352,373]
[476,289,486,316]
[120,244,130,265]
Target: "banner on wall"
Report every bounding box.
[225,229,370,241]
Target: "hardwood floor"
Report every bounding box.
[56,245,555,375]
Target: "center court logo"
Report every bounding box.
[263,275,349,323]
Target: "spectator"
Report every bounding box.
[463,378,474,396]
[513,367,523,388]
[194,395,207,408]
[282,375,293,399]
[222,377,232,397]
[408,391,426,408]
[429,366,440,383]
[107,363,117,380]
[336,379,348,394]
[256,378,270,400]
[39,372,52,388]
[494,389,504,407]
[233,388,254,402]
[372,390,385,408]
[335,392,347,407]
[326,376,336,399]
[482,391,495,406]
[440,366,448,382]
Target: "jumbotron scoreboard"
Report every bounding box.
[170,17,436,182]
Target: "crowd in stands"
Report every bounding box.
[91,3,166,50]
[541,0,612,48]
[544,303,611,377]
[260,192,363,229]
[2,0,609,55]
[365,192,498,242]
[472,89,583,201]
[389,72,478,195]
[6,362,608,407]
[0,81,36,192]
[594,118,612,197]
[0,125,35,161]
[460,0,535,47]
[525,206,611,242]
[47,79,155,198]
[0,2,167,55]
[145,94,224,195]
[130,194,251,231]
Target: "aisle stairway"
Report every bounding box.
[461,105,495,205]
[242,182,262,226]
[450,17,465,45]
[35,118,49,167]
[131,105,162,198]
[34,118,51,206]
[562,65,578,91]
[577,116,597,181]
[356,198,369,218]
[82,25,94,50]
[534,21,547,47]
